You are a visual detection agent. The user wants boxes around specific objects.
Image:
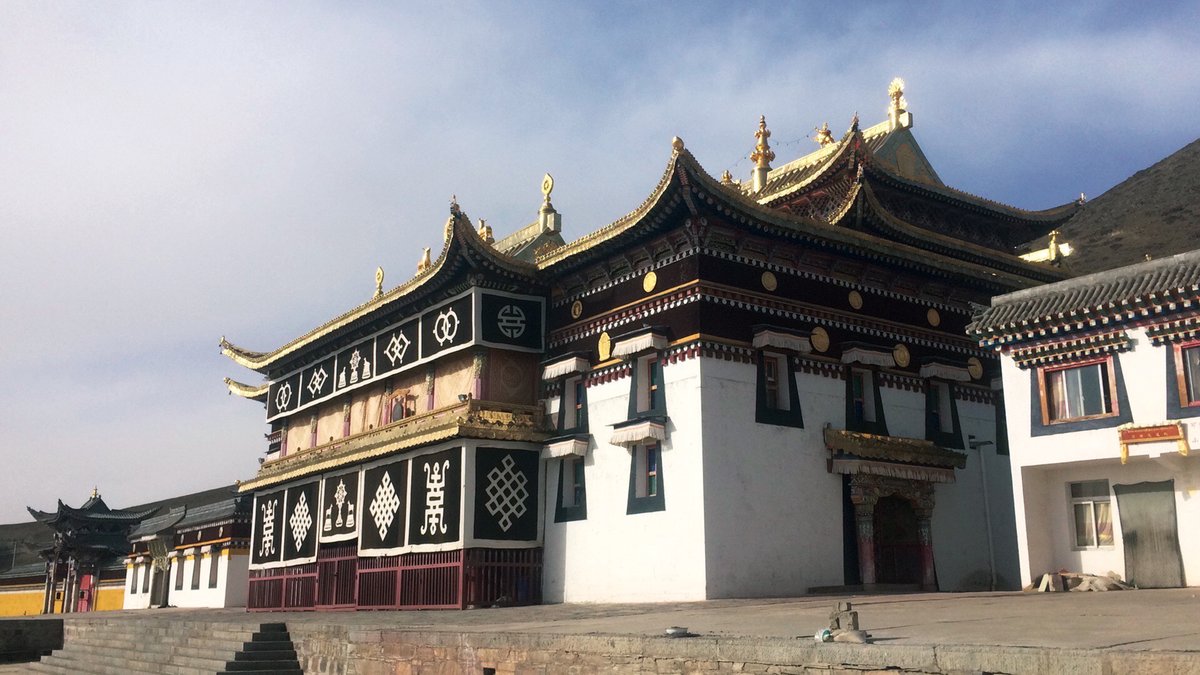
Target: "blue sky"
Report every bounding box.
[1,2,1198,521]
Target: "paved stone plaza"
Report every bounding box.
[3,589,1198,673]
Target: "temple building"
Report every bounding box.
[25,491,156,614]
[223,79,1080,608]
[970,251,1200,589]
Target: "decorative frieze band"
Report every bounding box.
[1009,330,1131,369]
[1147,317,1200,346]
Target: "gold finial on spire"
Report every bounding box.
[720,169,733,185]
[417,247,432,273]
[90,486,99,499]
[814,122,834,146]
[541,174,554,204]
[374,267,384,298]
[1078,192,1087,204]
[450,194,459,213]
[538,173,562,233]
[671,136,685,152]
[888,78,908,130]
[749,115,775,193]
[750,115,775,169]
[850,112,860,132]
[478,218,494,244]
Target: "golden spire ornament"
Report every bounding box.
[750,115,775,168]
[417,247,432,273]
[374,266,384,298]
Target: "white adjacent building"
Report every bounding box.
[970,250,1200,588]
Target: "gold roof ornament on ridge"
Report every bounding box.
[417,247,432,273]
[374,266,384,298]
[478,218,494,244]
[814,122,834,146]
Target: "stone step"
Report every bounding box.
[242,639,297,652]
[232,649,299,662]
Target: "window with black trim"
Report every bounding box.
[129,565,139,594]
[141,563,150,594]
[1174,341,1200,407]
[1039,358,1117,424]
[850,369,875,423]
[627,443,665,514]
[190,554,201,590]
[629,355,667,418]
[756,351,804,427]
[554,455,587,523]
[558,376,587,432]
[174,560,184,591]
[924,380,964,448]
[208,551,220,588]
[1069,480,1113,549]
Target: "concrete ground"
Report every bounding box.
[9,588,1200,652]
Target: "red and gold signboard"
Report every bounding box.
[1117,422,1190,464]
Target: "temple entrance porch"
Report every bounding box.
[825,427,967,592]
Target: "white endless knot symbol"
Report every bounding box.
[259,499,277,557]
[432,309,459,346]
[421,460,450,535]
[496,304,526,339]
[289,493,313,551]
[484,455,529,532]
[384,332,411,366]
[307,367,328,396]
[369,472,401,539]
[275,383,292,411]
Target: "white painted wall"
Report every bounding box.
[164,548,248,608]
[699,357,845,597]
[543,357,708,603]
[1003,327,1200,587]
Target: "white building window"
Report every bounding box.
[1041,359,1116,423]
[850,369,876,423]
[1070,480,1113,548]
[928,382,953,433]
[763,354,785,410]
[1175,342,1200,406]
[627,443,665,514]
[208,552,220,588]
[129,565,139,594]
[635,355,664,414]
[562,456,584,508]
[141,563,151,594]
[562,377,586,431]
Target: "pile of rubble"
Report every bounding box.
[1026,570,1134,592]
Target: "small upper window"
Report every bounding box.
[1041,360,1115,423]
[388,392,416,424]
[636,443,660,498]
[562,377,587,431]
[130,565,139,594]
[763,355,783,410]
[928,382,953,433]
[1176,343,1200,407]
[562,456,585,508]
[850,369,876,423]
[1069,480,1113,548]
[141,563,151,594]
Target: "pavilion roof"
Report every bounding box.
[220,205,541,375]
[968,249,1200,346]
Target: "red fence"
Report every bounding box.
[248,545,541,611]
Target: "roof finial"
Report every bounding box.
[671,136,685,152]
[450,194,459,214]
[417,247,432,274]
[750,115,775,193]
[477,218,494,244]
[888,78,908,130]
[1078,192,1087,204]
[850,112,860,132]
[374,267,384,298]
[720,169,733,185]
[814,122,834,146]
[90,486,99,499]
[539,173,561,233]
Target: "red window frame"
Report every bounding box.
[1173,340,1200,408]
[1037,356,1119,425]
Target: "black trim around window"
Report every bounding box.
[844,366,888,435]
[924,380,964,449]
[628,355,667,420]
[553,455,588,523]
[627,444,666,515]
[756,351,804,428]
[556,376,589,433]
[1029,354,1132,436]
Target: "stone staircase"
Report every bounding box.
[21,618,302,674]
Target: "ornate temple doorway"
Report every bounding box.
[873,496,921,584]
